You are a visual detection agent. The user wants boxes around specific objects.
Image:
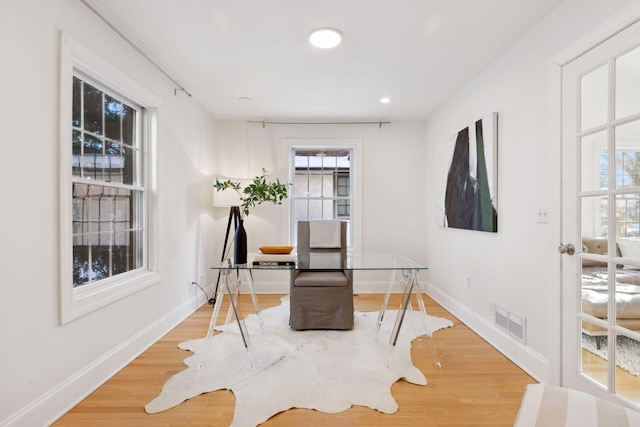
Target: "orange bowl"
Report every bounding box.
[259,246,294,254]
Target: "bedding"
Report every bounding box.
[580,237,640,337]
[581,267,640,319]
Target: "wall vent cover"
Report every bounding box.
[495,305,526,343]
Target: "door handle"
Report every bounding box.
[558,243,576,255]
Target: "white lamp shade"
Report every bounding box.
[213,178,249,207]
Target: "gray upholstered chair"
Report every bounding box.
[289,220,354,330]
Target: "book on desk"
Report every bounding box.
[252,253,295,267]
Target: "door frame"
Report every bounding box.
[549,1,640,386]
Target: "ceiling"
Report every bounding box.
[86,0,564,121]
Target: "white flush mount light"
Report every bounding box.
[309,28,342,49]
[380,97,391,104]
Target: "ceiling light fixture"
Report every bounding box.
[309,28,342,49]
[380,97,391,104]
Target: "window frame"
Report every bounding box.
[286,139,362,251]
[59,32,161,324]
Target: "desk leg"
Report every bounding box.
[379,268,418,340]
[198,269,228,369]
[397,270,420,337]
[221,271,263,331]
[224,274,256,367]
[198,268,256,369]
[410,271,441,368]
[243,270,264,331]
[388,270,441,368]
[376,268,398,336]
[389,271,413,346]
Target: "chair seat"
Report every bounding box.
[294,271,348,287]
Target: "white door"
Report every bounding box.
[561,20,640,406]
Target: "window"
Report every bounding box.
[289,141,361,249]
[72,75,143,287]
[60,33,160,323]
[293,149,351,220]
[598,150,640,237]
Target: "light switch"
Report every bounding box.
[537,207,548,224]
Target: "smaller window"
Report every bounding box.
[291,148,353,245]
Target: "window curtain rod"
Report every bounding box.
[248,120,391,128]
[78,0,192,97]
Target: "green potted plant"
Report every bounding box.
[214,168,288,263]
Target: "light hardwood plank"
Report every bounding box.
[54,294,537,426]
[581,348,640,404]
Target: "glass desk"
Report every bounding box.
[205,252,439,368]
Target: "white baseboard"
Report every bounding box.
[1,293,207,427]
[426,282,551,383]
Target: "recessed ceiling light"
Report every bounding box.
[309,28,342,49]
[380,97,391,104]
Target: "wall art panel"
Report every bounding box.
[441,113,498,232]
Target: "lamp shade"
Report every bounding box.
[212,178,249,207]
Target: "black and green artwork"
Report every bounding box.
[444,113,498,233]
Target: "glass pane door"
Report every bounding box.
[563,26,640,406]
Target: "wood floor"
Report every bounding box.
[53,294,537,426]
[581,348,640,403]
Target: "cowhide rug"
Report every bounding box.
[145,297,453,426]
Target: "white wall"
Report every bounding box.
[423,0,635,382]
[212,120,427,292]
[0,1,217,425]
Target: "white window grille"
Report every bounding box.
[288,142,361,249]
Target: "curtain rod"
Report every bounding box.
[79,0,192,97]
[248,120,391,128]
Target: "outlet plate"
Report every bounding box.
[537,207,548,224]
[466,275,471,288]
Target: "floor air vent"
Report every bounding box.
[495,305,526,343]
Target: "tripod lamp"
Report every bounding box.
[212,180,246,264]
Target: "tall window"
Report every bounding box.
[291,148,353,245]
[60,33,160,323]
[71,75,143,287]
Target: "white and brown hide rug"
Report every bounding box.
[145,297,453,426]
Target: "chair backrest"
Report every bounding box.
[297,221,347,255]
